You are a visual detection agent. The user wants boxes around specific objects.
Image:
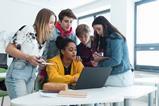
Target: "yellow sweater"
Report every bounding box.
[46,55,84,84]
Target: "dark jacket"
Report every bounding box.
[77,43,93,67]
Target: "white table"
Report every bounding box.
[11,85,156,106]
[81,85,156,106]
[105,85,157,106]
[11,87,124,106]
[135,77,159,106]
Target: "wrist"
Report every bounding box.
[25,55,30,62]
[70,76,76,83]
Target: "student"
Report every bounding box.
[76,24,95,67]
[44,8,77,59]
[46,36,84,84]
[5,8,57,99]
[92,16,134,87]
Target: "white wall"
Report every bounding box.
[111,0,135,66]
[0,0,96,32]
[0,0,58,51]
[0,0,43,32]
[0,0,49,65]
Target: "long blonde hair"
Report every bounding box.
[34,8,57,44]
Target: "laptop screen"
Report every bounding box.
[70,67,112,90]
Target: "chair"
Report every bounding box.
[0,90,7,106]
[0,53,8,106]
[34,69,48,91]
[0,53,8,69]
[0,68,8,106]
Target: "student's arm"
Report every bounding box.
[72,61,84,82]
[6,43,28,61]
[6,43,39,66]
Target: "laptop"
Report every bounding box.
[69,67,112,90]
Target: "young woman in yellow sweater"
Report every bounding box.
[46,36,84,84]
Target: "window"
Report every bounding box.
[78,9,110,35]
[96,12,111,22]
[72,20,77,32]
[78,16,94,35]
[135,0,159,72]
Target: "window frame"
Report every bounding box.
[134,0,159,72]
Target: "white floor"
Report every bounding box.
[1,70,159,106]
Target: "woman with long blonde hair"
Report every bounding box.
[5,8,57,99]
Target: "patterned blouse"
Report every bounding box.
[10,25,46,57]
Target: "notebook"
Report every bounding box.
[69,67,112,90]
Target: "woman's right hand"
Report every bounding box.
[25,55,40,66]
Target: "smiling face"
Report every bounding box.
[62,42,77,60]
[93,24,104,37]
[60,16,73,32]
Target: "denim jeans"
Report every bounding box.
[105,70,134,87]
[5,59,36,99]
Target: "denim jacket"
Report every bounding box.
[43,28,77,59]
[98,32,131,75]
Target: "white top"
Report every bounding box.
[11,87,123,106]
[10,25,46,57]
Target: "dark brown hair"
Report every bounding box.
[58,8,76,21]
[92,16,126,52]
[55,36,75,50]
[92,16,125,41]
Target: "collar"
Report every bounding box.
[55,22,73,38]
